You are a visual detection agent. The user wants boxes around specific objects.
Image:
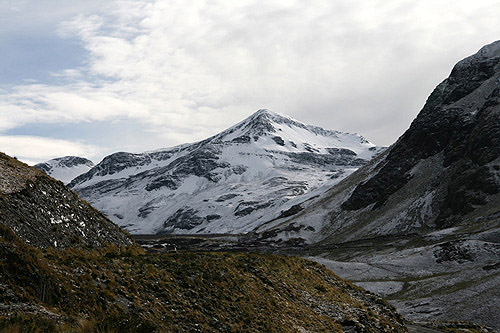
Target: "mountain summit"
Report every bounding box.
[69,109,381,234]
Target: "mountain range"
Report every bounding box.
[0,151,409,332]
[26,40,500,330]
[64,109,382,234]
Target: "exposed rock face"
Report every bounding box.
[262,40,500,329]
[341,41,500,228]
[35,156,94,185]
[0,152,133,249]
[266,40,500,243]
[69,109,382,234]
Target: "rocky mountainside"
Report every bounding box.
[262,41,500,328]
[0,152,132,248]
[69,109,382,234]
[264,40,500,244]
[35,156,94,185]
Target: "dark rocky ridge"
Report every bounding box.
[261,40,500,329]
[0,152,133,249]
[342,40,500,228]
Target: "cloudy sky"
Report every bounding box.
[1,0,500,164]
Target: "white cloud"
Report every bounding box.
[0,135,100,164]
[2,0,500,163]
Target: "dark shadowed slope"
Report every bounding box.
[264,40,500,244]
[262,40,500,329]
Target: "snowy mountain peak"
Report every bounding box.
[249,108,278,119]
[35,156,94,184]
[214,109,372,153]
[211,109,284,142]
[69,110,383,234]
[237,109,324,133]
[243,108,293,126]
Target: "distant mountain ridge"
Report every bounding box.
[68,109,382,234]
[35,156,94,184]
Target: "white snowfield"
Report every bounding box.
[68,109,382,234]
[35,156,95,185]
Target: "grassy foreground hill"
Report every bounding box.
[0,224,407,332]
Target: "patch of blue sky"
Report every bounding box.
[0,33,86,85]
[4,120,165,158]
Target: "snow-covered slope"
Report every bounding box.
[35,156,94,184]
[69,109,382,234]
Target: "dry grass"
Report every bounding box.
[0,224,407,332]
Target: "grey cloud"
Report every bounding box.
[1,0,500,164]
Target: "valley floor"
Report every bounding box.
[133,232,500,332]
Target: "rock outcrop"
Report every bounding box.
[0,152,133,249]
